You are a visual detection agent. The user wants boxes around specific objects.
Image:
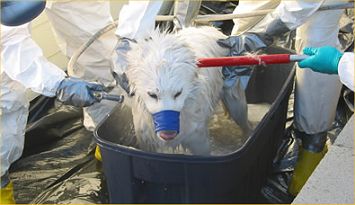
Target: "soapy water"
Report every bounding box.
[112,102,271,156]
[209,102,271,156]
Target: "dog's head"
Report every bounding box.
[125,30,199,141]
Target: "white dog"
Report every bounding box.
[121,26,250,155]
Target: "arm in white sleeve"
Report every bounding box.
[276,0,324,30]
[338,52,354,91]
[115,0,164,40]
[245,0,325,45]
[1,24,66,97]
[232,0,281,35]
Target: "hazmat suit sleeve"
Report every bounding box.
[274,0,324,30]
[243,0,326,45]
[231,0,281,35]
[338,52,354,91]
[1,24,66,97]
[115,1,164,40]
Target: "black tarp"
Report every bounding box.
[10,98,109,203]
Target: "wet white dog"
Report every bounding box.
[121,26,250,155]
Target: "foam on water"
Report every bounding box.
[108,103,272,156]
[209,103,271,156]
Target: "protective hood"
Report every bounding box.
[1,1,46,26]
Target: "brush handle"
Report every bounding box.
[197,54,308,67]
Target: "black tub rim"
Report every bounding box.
[94,65,295,164]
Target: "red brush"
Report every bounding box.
[197,54,308,67]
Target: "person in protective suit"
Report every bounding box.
[218,0,344,196]
[0,1,106,203]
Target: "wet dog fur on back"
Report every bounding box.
[121,26,249,155]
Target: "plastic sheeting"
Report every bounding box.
[199,1,237,35]
[260,86,353,203]
[10,97,109,204]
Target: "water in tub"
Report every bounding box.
[209,102,271,156]
[113,102,271,156]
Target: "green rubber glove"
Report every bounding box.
[299,46,343,74]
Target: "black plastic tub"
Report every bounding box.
[95,47,296,203]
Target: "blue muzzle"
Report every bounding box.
[152,110,180,133]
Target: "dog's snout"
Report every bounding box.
[158,130,178,141]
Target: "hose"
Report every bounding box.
[67,22,118,76]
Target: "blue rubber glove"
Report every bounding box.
[299,46,343,74]
[56,77,105,107]
[113,37,136,95]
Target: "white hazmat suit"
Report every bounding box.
[233,0,343,135]
[44,1,119,131]
[0,24,67,179]
[338,53,354,91]
[0,2,116,203]
[232,0,344,195]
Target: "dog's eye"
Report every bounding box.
[148,92,158,100]
[174,90,182,99]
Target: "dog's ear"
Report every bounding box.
[112,71,135,97]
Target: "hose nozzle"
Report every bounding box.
[93,92,124,103]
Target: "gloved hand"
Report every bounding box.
[56,77,105,107]
[299,46,343,74]
[112,37,136,95]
